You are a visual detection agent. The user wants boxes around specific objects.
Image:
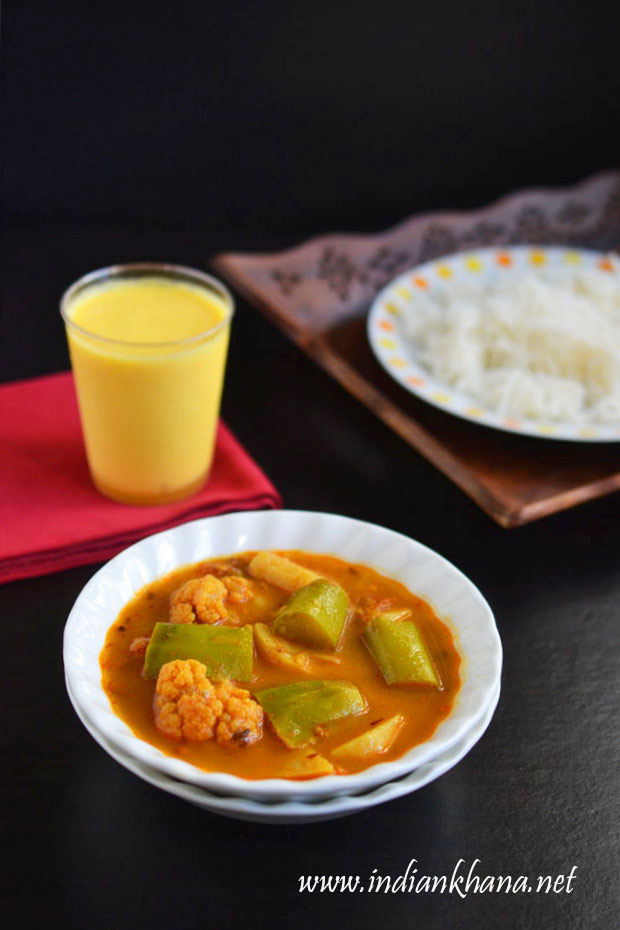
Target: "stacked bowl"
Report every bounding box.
[64,511,502,823]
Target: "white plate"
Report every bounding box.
[368,245,620,442]
[66,673,500,823]
[64,510,501,801]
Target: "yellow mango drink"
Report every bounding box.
[61,264,233,505]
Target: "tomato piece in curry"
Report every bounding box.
[100,551,461,780]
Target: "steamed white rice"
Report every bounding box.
[400,266,620,423]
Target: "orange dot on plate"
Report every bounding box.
[379,320,395,331]
[412,276,428,289]
[598,257,615,272]
[502,418,521,429]
[496,252,512,267]
[406,375,425,387]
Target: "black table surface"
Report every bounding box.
[2,224,619,929]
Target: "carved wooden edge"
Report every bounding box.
[211,171,620,527]
[213,169,619,308]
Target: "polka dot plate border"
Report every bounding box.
[367,246,620,443]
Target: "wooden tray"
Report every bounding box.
[212,171,620,527]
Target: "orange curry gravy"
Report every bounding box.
[100,552,461,779]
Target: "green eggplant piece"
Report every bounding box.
[363,616,440,687]
[273,579,348,651]
[255,680,366,748]
[144,622,253,681]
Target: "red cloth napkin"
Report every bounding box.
[0,372,282,584]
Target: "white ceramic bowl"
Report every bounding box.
[66,672,500,823]
[64,510,502,801]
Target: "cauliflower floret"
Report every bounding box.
[198,561,244,579]
[222,575,254,605]
[214,678,264,746]
[353,594,397,624]
[154,659,222,740]
[153,659,263,746]
[129,636,150,658]
[170,575,228,624]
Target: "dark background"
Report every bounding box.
[1,2,619,929]
[2,0,620,379]
[3,0,620,232]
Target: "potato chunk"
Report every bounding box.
[273,750,335,779]
[332,714,404,765]
[254,623,341,674]
[253,622,312,672]
[248,552,321,592]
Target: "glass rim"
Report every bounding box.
[60,262,235,349]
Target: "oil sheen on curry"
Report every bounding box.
[101,551,461,780]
